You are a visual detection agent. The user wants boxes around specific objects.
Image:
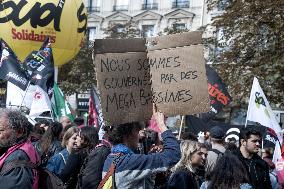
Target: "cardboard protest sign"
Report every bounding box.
[146,32,202,51]
[147,32,210,116]
[94,32,210,125]
[94,38,152,125]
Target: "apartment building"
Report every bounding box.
[83,0,226,40]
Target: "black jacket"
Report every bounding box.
[167,168,200,189]
[76,140,111,189]
[234,149,272,189]
[59,149,88,189]
[0,149,34,189]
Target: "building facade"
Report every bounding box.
[83,0,224,40]
[75,0,284,126]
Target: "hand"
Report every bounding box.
[139,129,146,140]
[149,144,164,153]
[152,104,167,133]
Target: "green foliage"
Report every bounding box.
[205,0,284,107]
[103,21,141,39]
[158,26,189,36]
[158,19,190,36]
[58,40,96,95]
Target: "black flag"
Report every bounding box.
[0,39,29,90]
[201,65,232,120]
[185,115,274,149]
[24,38,54,98]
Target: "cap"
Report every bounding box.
[209,126,225,139]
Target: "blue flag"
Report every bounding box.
[24,38,54,98]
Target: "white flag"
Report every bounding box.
[6,82,36,109]
[273,141,282,163]
[29,86,51,119]
[247,77,282,142]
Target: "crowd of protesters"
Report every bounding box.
[0,108,283,189]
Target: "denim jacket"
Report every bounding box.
[46,148,69,176]
[102,130,181,189]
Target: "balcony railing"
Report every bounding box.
[113,5,128,11]
[142,3,158,10]
[172,1,189,8]
[86,6,100,13]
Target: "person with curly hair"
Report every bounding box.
[0,109,40,189]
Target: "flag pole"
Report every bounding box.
[244,116,248,127]
[178,115,185,140]
[20,81,31,108]
[49,108,55,122]
[245,100,251,127]
[245,92,251,127]
[245,77,256,127]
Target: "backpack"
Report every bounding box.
[209,149,224,161]
[205,149,224,180]
[97,154,123,189]
[0,160,65,189]
[76,142,111,189]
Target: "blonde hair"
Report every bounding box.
[171,140,203,173]
[61,126,79,147]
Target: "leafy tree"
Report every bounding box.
[204,0,284,107]
[58,40,96,95]
[158,19,190,36]
[158,26,189,36]
[103,21,141,39]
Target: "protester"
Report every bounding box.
[63,124,74,131]
[59,127,99,189]
[101,109,181,189]
[205,126,226,177]
[29,122,45,142]
[180,132,198,141]
[137,128,149,154]
[148,130,169,189]
[262,148,278,189]
[201,152,252,189]
[46,126,79,176]
[60,116,72,130]
[38,119,51,131]
[0,109,40,189]
[167,140,208,189]
[197,131,211,150]
[60,123,75,141]
[204,131,212,149]
[233,127,272,189]
[138,128,159,154]
[201,127,224,184]
[276,152,284,189]
[74,117,85,128]
[76,126,112,189]
[34,121,63,166]
[225,141,238,152]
